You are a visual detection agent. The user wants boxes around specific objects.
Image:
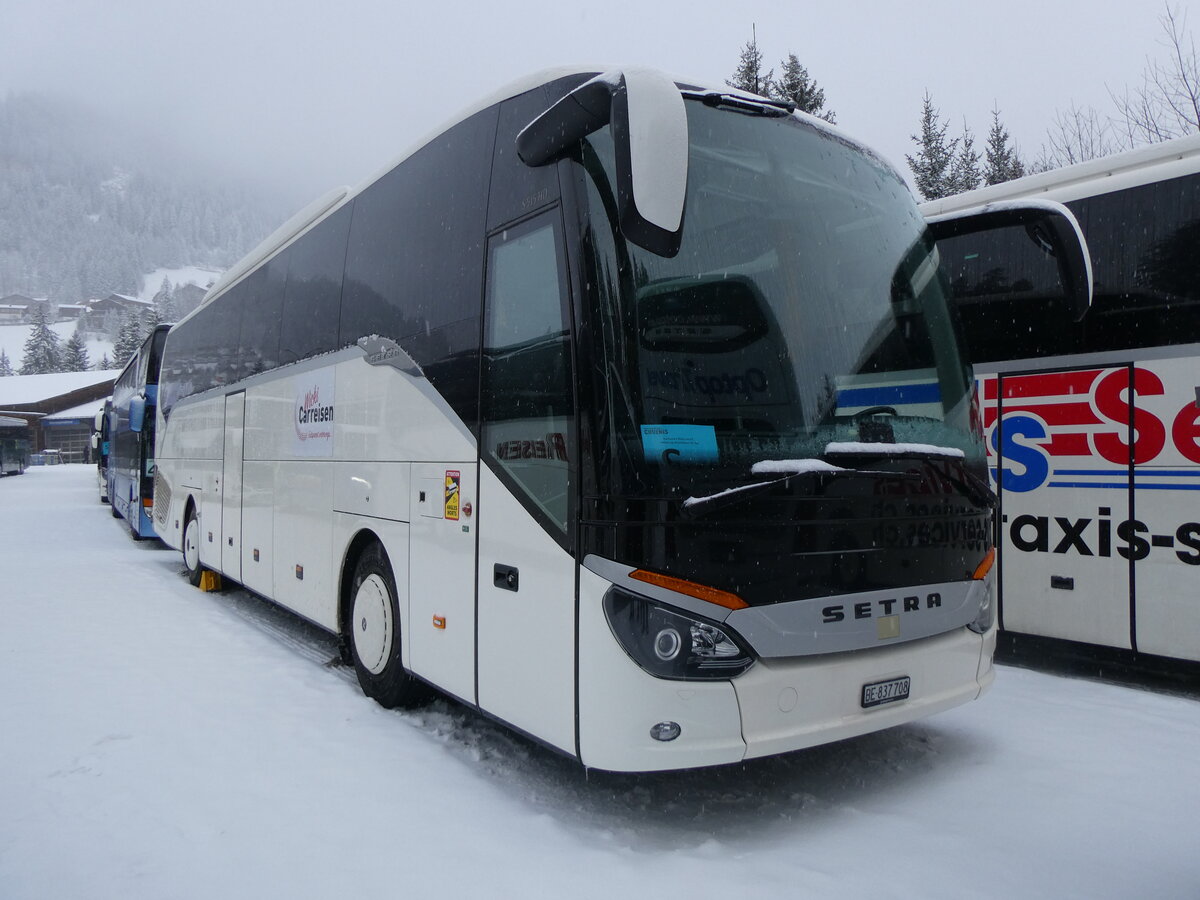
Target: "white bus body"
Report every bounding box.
[153,68,1040,772]
[922,133,1200,671]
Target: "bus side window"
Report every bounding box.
[481,213,574,536]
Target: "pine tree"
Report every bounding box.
[729,28,774,97]
[775,54,836,122]
[95,352,112,371]
[154,276,177,324]
[906,92,958,201]
[62,329,91,372]
[112,309,143,365]
[19,304,62,374]
[0,348,13,376]
[984,108,1027,185]
[949,122,982,194]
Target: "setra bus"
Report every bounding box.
[110,324,170,539]
[921,133,1200,677]
[153,68,1090,771]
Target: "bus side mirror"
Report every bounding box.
[91,432,99,450]
[129,396,146,433]
[517,68,688,257]
[925,199,1092,321]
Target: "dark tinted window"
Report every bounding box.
[1069,173,1200,352]
[340,107,498,430]
[280,203,352,365]
[481,213,574,536]
[943,172,1200,363]
[938,224,1080,363]
[238,251,288,378]
[160,297,228,413]
[488,81,577,230]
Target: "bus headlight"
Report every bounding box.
[967,549,996,634]
[603,587,755,680]
[967,581,995,634]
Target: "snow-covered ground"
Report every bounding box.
[2,466,1198,900]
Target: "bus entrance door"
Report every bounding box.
[221,391,246,582]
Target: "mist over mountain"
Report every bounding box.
[0,92,288,303]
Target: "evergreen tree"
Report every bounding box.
[984,108,1027,185]
[949,122,983,194]
[95,352,112,371]
[728,28,774,97]
[775,54,836,122]
[0,348,13,376]
[62,329,91,372]
[19,304,62,374]
[153,276,177,323]
[906,92,958,201]
[112,309,143,365]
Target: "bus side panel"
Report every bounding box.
[271,460,335,629]
[241,458,275,599]
[221,392,246,582]
[1130,355,1200,661]
[407,462,476,703]
[158,396,224,562]
[984,368,1134,649]
[475,464,575,756]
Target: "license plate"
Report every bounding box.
[861,675,911,708]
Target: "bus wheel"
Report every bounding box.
[347,542,425,709]
[130,513,145,542]
[183,506,204,587]
[110,501,120,519]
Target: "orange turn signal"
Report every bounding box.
[972,548,996,580]
[629,569,748,611]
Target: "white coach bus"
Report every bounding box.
[154,68,1090,771]
[922,133,1200,677]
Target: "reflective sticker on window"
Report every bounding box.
[640,424,718,465]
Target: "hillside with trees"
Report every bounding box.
[0,92,284,306]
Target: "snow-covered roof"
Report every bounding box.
[42,399,107,422]
[0,370,120,407]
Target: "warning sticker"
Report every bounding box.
[444,470,461,520]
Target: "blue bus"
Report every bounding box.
[110,324,170,539]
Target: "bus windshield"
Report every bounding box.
[579,100,978,500]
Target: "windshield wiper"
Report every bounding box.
[682,90,794,117]
[823,445,998,510]
[681,465,920,520]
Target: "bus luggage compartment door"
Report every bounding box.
[221,392,246,582]
[408,463,477,704]
[988,367,1133,649]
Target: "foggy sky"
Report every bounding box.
[1,0,1195,208]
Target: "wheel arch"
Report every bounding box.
[338,528,387,639]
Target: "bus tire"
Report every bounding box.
[347,542,425,709]
[130,512,145,542]
[110,501,120,519]
[183,505,204,587]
